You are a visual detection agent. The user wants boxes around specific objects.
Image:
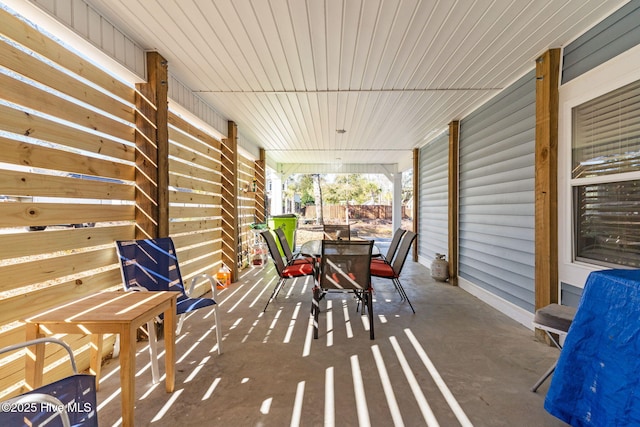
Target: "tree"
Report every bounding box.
[312,174,323,225]
[323,174,381,204]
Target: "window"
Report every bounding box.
[571,79,640,267]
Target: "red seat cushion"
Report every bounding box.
[282,262,314,277]
[290,257,315,265]
[370,261,396,278]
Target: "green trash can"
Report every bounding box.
[268,214,298,256]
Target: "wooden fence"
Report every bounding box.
[302,205,411,221]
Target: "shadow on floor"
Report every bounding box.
[96,259,568,426]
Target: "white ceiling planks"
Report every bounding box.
[69,0,626,170]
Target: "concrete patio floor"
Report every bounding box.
[95,254,568,426]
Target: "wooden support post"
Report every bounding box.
[254,148,266,224]
[134,51,169,239]
[221,121,239,282]
[448,120,460,286]
[412,148,419,261]
[535,49,560,310]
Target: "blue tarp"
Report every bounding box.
[545,269,640,426]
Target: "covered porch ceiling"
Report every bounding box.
[79,0,624,173]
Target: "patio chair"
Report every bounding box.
[530,303,576,392]
[323,223,350,240]
[313,239,375,339]
[0,337,97,427]
[115,238,222,383]
[274,227,315,266]
[370,230,417,313]
[261,230,316,312]
[372,228,406,263]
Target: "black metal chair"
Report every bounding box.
[370,230,417,313]
[323,223,351,240]
[313,239,375,339]
[373,228,406,263]
[274,227,316,266]
[261,230,316,312]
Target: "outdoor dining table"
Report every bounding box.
[24,291,178,427]
[299,239,381,257]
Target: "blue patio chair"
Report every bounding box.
[116,238,222,382]
[0,337,98,427]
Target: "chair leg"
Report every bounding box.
[531,330,563,392]
[367,290,374,340]
[531,361,557,392]
[312,287,321,339]
[176,313,186,335]
[147,320,160,384]
[213,305,222,354]
[263,278,285,312]
[394,278,416,313]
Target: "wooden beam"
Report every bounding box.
[448,120,460,286]
[254,148,266,224]
[535,49,560,310]
[134,51,168,239]
[221,121,239,282]
[412,148,419,261]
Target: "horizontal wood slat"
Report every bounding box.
[169,218,222,235]
[169,158,221,183]
[168,113,222,152]
[0,73,133,142]
[0,38,134,122]
[0,7,133,102]
[0,137,135,181]
[0,203,134,228]
[169,170,222,192]
[170,191,221,206]
[0,224,134,260]
[171,230,221,248]
[0,246,118,293]
[0,170,134,201]
[0,269,122,327]
[0,104,135,162]
[169,205,221,219]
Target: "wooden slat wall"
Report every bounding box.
[238,152,257,267]
[167,113,224,294]
[0,10,241,400]
[0,8,136,397]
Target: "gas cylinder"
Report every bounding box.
[431,253,449,282]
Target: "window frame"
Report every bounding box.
[559,43,640,289]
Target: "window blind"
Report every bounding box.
[572,79,640,178]
[572,78,640,267]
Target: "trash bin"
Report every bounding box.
[268,214,298,256]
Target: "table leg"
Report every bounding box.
[119,326,137,427]
[90,334,103,391]
[24,323,44,390]
[164,301,176,393]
